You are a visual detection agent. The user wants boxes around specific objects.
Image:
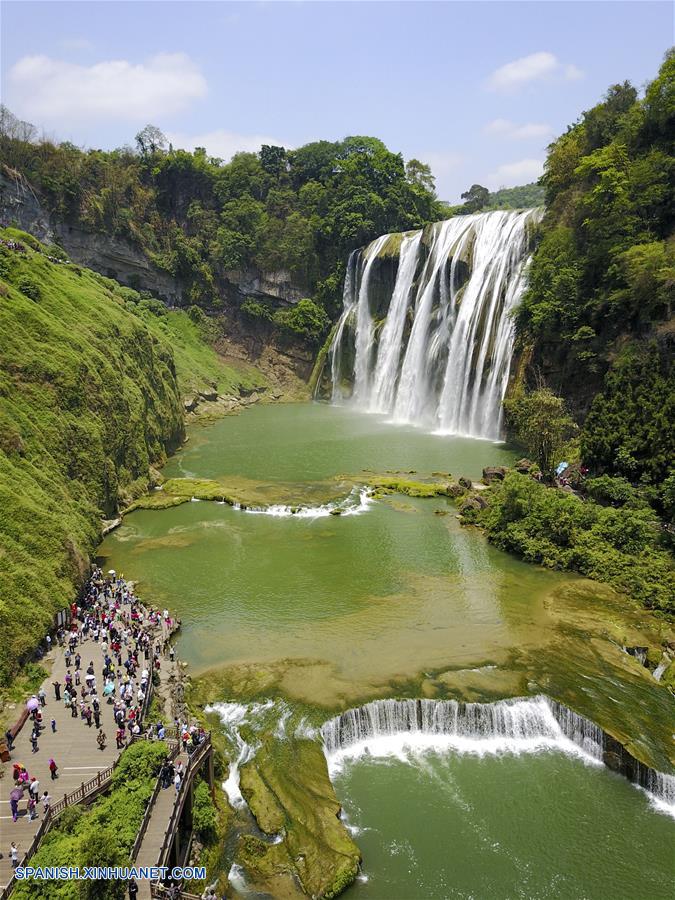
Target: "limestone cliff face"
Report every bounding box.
[0,171,313,387]
[0,171,304,310]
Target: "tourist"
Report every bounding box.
[29,778,40,802]
[52,680,61,701]
[42,791,51,814]
[174,770,182,794]
[10,796,19,823]
[97,731,107,751]
[51,718,57,733]
[10,842,19,869]
[49,758,58,780]
[5,727,14,751]
[128,877,139,899]
[30,729,39,753]
[38,687,46,707]
[65,648,71,667]
[28,794,37,820]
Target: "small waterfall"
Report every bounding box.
[321,696,675,815]
[325,209,542,439]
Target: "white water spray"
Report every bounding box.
[326,209,542,440]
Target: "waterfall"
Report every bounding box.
[325,209,542,440]
[321,696,675,815]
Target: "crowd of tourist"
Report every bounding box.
[6,565,180,827]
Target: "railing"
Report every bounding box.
[156,735,212,869]
[131,740,181,861]
[0,812,51,900]
[1,731,179,899]
[150,885,201,900]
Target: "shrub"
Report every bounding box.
[193,779,218,843]
[17,275,42,301]
[273,298,330,343]
[241,297,273,321]
[471,472,674,613]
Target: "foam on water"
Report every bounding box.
[233,486,373,519]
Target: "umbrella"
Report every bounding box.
[10,787,24,802]
[108,569,116,575]
[103,682,115,696]
[26,697,39,712]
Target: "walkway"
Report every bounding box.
[134,751,188,900]
[0,594,176,892]
[0,642,120,887]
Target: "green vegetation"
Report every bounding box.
[462,472,675,615]
[1,116,444,319]
[13,740,168,899]
[365,474,460,498]
[273,298,331,344]
[512,52,674,503]
[443,181,545,214]
[0,229,258,683]
[504,388,577,476]
[192,779,218,844]
[483,182,545,210]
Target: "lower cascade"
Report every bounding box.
[324,208,543,440]
[321,696,675,813]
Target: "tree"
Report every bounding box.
[260,144,288,176]
[504,389,577,475]
[134,124,167,157]
[460,183,489,212]
[405,159,436,195]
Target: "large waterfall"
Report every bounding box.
[321,696,675,815]
[326,209,542,440]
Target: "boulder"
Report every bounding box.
[460,494,488,514]
[183,396,198,413]
[458,476,473,491]
[482,466,509,484]
[198,388,219,402]
[515,458,535,473]
[444,481,465,498]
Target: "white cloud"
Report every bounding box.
[486,158,544,189]
[487,52,583,92]
[168,129,288,160]
[7,52,207,123]
[484,119,553,140]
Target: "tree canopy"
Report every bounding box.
[0,117,445,317]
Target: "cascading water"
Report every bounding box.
[321,696,675,816]
[325,209,542,440]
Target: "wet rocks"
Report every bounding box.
[482,466,510,484]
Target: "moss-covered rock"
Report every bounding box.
[238,738,361,898]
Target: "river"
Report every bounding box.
[98,402,674,897]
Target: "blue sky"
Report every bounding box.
[1,1,672,201]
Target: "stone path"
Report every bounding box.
[0,640,119,887]
[0,607,177,892]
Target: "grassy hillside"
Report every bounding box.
[0,228,258,683]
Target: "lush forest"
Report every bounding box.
[0,116,445,319]
[512,51,674,506]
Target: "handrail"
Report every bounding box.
[150,885,201,900]
[154,734,212,872]
[131,740,181,861]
